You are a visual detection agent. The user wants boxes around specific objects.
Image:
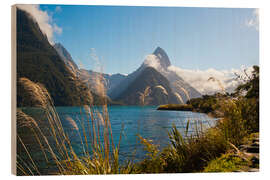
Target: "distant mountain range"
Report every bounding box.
[79,70,127,95]
[53,43,127,96]
[109,47,202,105]
[54,44,202,105]
[17,7,202,107]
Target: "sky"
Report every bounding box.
[35,5,259,75]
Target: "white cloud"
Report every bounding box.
[246,9,259,31]
[16,4,62,44]
[168,65,253,95]
[142,53,252,95]
[143,54,162,70]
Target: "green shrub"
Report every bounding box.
[204,153,249,172]
[136,123,228,173]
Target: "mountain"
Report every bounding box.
[103,73,127,94]
[115,67,179,105]
[110,47,201,104]
[78,69,126,95]
[153,47,171,68]
[108,65,144,100]
[53,43,126,95]
[16,8,104,106]
[53,43,79,76]
[141,47,202,102]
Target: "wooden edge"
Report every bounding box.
[11,4,17,176]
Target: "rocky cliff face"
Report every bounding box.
[78,69,126,96]
[142,47,202,103]
[153,46,171,68]
[115,67,180,105]
[16,8,104,106]
[110,47,202,104]
[53,43,126,96]
[53,43,79,76]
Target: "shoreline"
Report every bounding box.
[157,104,223,119]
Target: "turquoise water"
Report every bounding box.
[19,106,216,171]
[55,106,216,162]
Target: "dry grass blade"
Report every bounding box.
[174,92,185,104]
[17,155,35,175]
[180,87,190,102]
[139,86,151,105]
[16,162,29,176]
[172,82,190,102]
[155,85,168,96]
[208,77,225,94]
[17,135,40,175]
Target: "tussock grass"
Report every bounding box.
[134,121,228,173]
[138,86,151,106]
[17,66,259,175]
[134,66,259,173]
[16,72,130,175]
[135,97,258,173]
[154,85,168,96]
[174,92,185,104]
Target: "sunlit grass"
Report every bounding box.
[16,66,259,175]
[16,74,129,175]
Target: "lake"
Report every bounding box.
[19,106,217,172]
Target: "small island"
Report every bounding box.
[157,104,193,111]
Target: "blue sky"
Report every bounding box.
[40,5,259,75]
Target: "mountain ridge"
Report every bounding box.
[115,66,180,105]
[53,43,127,95]
[16,8,104,106]
[153,46,171,68]
[110,47,202,104]
[53,43,79,76]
